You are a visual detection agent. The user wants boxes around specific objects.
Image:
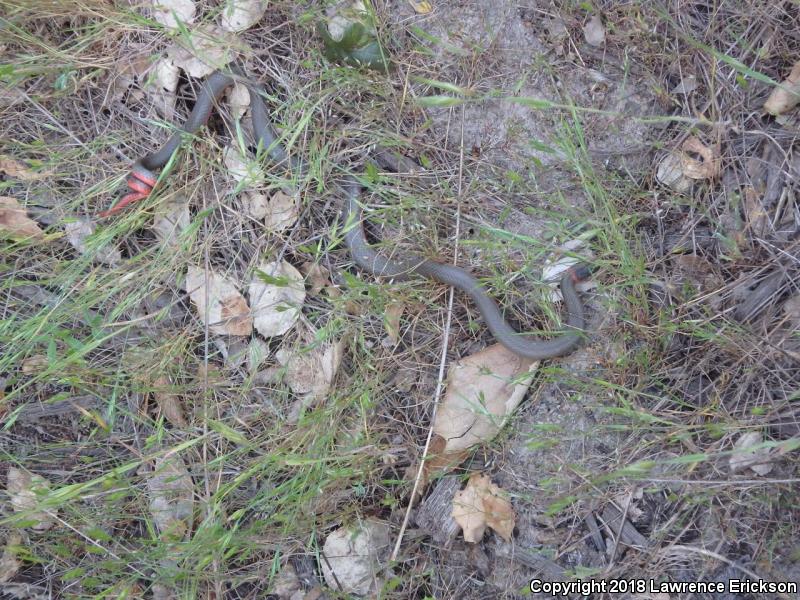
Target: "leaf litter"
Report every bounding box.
[452,473,516,543]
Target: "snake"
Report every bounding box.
[104,66,592,360]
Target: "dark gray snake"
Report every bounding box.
[104,67,592,359]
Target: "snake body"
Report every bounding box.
[107,67,591,359]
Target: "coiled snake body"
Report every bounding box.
[105,67,591,360]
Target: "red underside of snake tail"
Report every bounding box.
[100,167,157,217]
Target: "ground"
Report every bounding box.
[1,0,799,599]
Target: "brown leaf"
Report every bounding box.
[6,467,55,530]
[150,0,196,30]
[0,157,47,181]
[271,563,302,598]
[783,294,800,324]
[655,153,693,192]
[264,191,299,231]
[0,534,21,583]
[743,186,769,237]
[64,219,122,265]
[417,434,468,493]
[244,190,298,231]
[224,146,264,186]
[433,344,538,455]
[0,196,44,240]
[220,0,268,32]
[275,334,344,406]
[145,455,195,540]
[681,136,719,179]
[145,58,179,121]
[153,376,188,428]
[168,25,236,78]
[226,81,251,120]
[729,431,773,476]
[185,266,253,336]
[483,492,515,542]
[452,473,515,543]
[764,61,800,116]
[320,520,390,595]
[152,194,190,246]
[344,299,364,315]
[451,476,485,542]
[21,354,48,375]
[300,262,330,296]
[248,260,305,338]
[383,301,405,344]
[583,15,605,47]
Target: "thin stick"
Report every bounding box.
[390,103,466,562]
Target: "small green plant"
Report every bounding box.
[317,20,390,72]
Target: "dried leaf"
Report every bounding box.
[0,533,21,583]
[275,337,344,405]
[147,57,180,120]
[152,194,190,246]
[671,74,698,95]
[270,563,302,598]
[64,219,122,265]
[107,55,151,105]
[0,156,47,181]
[681,136,719,179]
[7,467,55,530]
[227,82,250,120]
[151,583,177,600]
[583,15,605,47]
[451,475,485,542]
[433,344,538,456]
[452,473,515,543]
[248,260,305,338]
[216,336,249,371]
[764,61,800,116]
[384,301,404,344]
[729,431,773,476]
[243,192,270,219]
[482,491,515,541]
[0,86,25,108]
[417,434,469,491]
[743,186,768,237]
[153,376,188,428]
[150,0,196,30]
[244,190,298,231]
[223,146,265,186]
[656,152,693,192]
[246,337,269,374]
[321,520,390,595]
[146,455,194,539]
[264,191,299,231]
[299,261,330,296]
[408,0,432,13]
[544,17,568,45]
[0,197,44,240]
[783,294,800,325]
[220,0,267,32]
[185,266,253,336]
[169,26,236,78]
[612,491,645,522]
[21,354,48,375]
